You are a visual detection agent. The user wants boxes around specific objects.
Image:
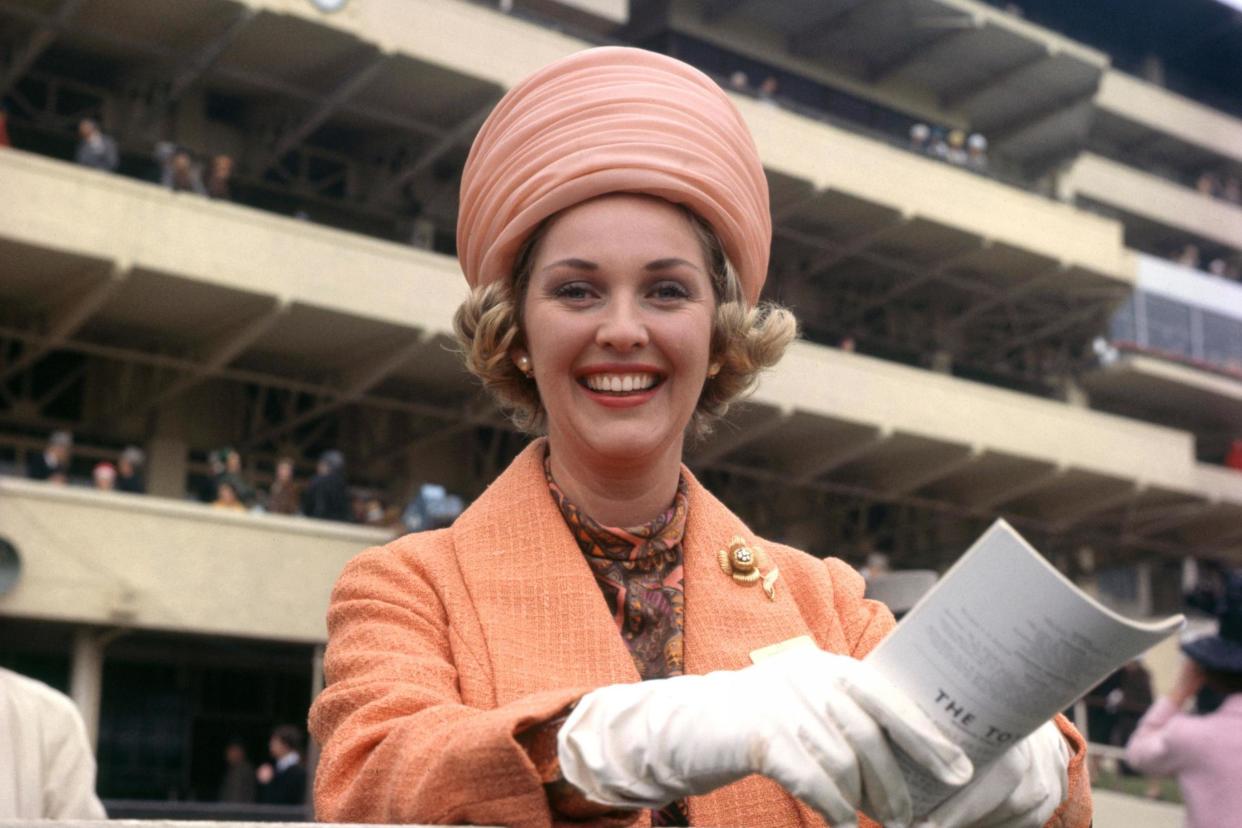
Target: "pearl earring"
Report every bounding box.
[516,355,533,376]
[707,362,722,378]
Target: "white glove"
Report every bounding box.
[920,720,1070,828]
[558,648,973,828]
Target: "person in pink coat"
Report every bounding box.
[1126,573,1242,828]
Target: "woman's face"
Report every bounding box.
[517,194,715,470]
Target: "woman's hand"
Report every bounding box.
[1170,659,1205,708]
[557,647,972,828]
[919,720,1069,828]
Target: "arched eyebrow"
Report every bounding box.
[645,257,702,272]
[540,257,598,272]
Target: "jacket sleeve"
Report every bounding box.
[820,556,1093,828]
[308,542,589,827]
[40,689,106,819]
[1122,698,1185,777]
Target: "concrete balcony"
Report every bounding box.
[1,148,1238,561]
[1063,152,1242,252]
[0,477,390,642]
[1095,69,1242,169]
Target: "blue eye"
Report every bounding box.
[651,281,691,300]
[552,282,595,300]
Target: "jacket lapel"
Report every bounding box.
[451,439,639,706]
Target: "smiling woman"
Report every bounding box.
[308,46,1092,828]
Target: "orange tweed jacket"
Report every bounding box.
[309,440,1091,827]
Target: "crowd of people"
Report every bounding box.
[1195,170,1242,208]
[12,428,466,532]
[908,122,990,173]
[72,118,235,201]
[1171,241,1242,282]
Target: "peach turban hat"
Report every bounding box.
[457,46,771,306]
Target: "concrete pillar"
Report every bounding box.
[306,645,326,810]
[146,435,189,498]
[70,627,105,753]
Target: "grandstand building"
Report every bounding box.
[0,0,1238,812]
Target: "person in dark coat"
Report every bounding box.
[301,450,350,521]
[27,431,72,484]
[256,725,307,805]
[116,445,146,494]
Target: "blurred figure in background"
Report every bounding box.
[0,667,107,819]
[75,119,118,172]
[27,430,72,484]
[206,154,234,200]
[213,480,246,512]
[966,133,988,172]
[0,102,11,148]
[164,147,207,195]
[302,450,349,521]
[218,738,256,803]
[401,483,465,533]
[1126,572,1242,827]
[92,462,116,491]
[1111,659,1153,774]
[222,448,256,506]
[256,725,307,805]
[116,445,146,493]
[200,449,227,503]
[908,122,930,153]
[266,456,300,515]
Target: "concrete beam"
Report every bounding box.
[268,51,386,163]
[0,262,129,386]
[0,0,83,97]
[941,48,1051,110]
[790,427,892,483]
[789,0,875,57]
[374,101,494,205]
[168,7,258,101]
[1050,483,1144,532]
[834,240,989,329]
[868,16,982,84]
[963,464,1065,511]
[878,445,981,497]
[686,407,792,466]
[803,214,912,276]
[947,262,1067,332]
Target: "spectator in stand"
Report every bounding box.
[74,119,118,172]
[966,133,988,172]
[929,125,949,160]
[727,70,749,92]
[92,462,116,491]
[256,725,307,805]
[162,147,207,195]
[302,449,350,521]
[206,154,234,200]
[1176,243,1201,269]
[1125,571,1242,828]
[199,449,227,502]
[1223,176,1241,205]
[27,430,72,484]
[0,667,107,820]
[222,447,256,506]
[218,738,256,803]
[757,74,779,103]
[945,129,968,165]
[0,103,11,148]
[266,456,300,515]
[1225,438,1242,472]
[116,445,145,493]
[213,481,246,512]
[908,122,930,154]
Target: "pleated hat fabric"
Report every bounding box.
[457,46,771,305]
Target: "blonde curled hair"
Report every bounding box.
[453,202,797,437]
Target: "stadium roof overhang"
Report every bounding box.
[684,0,1109,173]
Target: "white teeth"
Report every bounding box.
[585,373,658,393]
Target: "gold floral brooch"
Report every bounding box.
[718,535,779,601]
